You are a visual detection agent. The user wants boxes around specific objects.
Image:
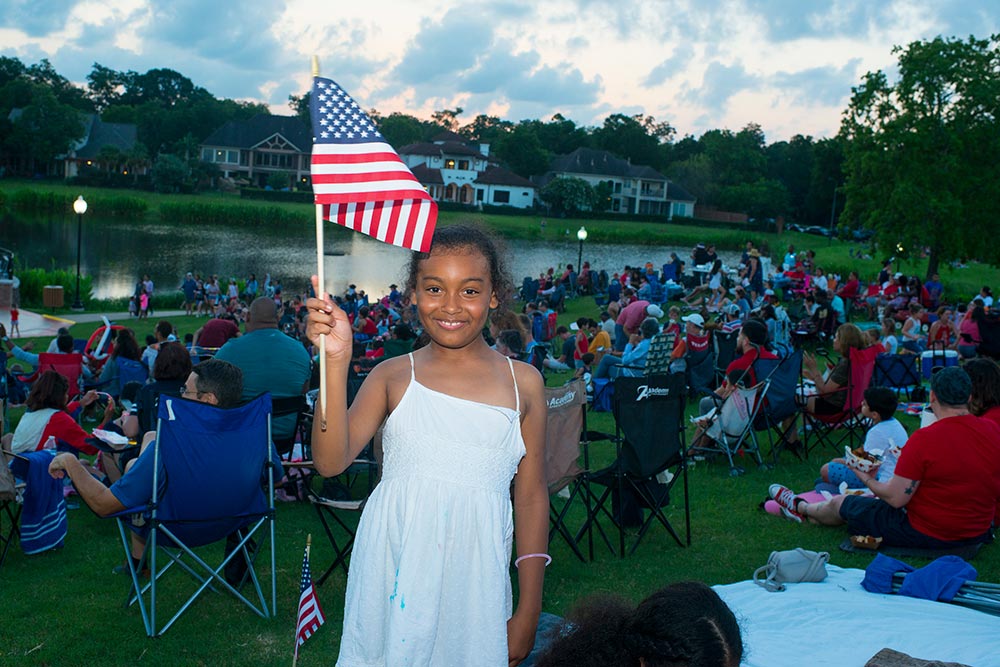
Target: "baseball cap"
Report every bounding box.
[764,289,775,296]
[726,303,741,317]
[682,313,705,329]
[646,304,665,319]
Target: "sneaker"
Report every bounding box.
[778,505,803,523]
[769,484,802,515]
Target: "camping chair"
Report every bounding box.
[713,330,740,388]
[302,431,381,584]
[110,393,276,636]
[86,357,149,398]
[577,373,690,557]
[802,346,878,457]
[270,394,307,459]
[751,350,804,463]
[686,343,715,399]
[689,380,768,476]
[544,379,610,562]
[0,447,26,569]
[872,354,922,400]
[15,353,85,398]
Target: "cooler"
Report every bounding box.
[921,349,958,379]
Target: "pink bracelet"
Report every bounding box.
[514,553,552,568]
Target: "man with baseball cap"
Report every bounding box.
[770,367,1000,547]
[614,299,663,352]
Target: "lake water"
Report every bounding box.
[0,211,739,300]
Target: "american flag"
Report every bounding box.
[294,544,325,655]
[310,76,438,252]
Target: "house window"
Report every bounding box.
[477,189,484,201]
[612,198,621,212]
[493,190,510,204]
[445,159,456,169]
[614,182,622,193]
[202,148,213,162]
[458,159,469,170]
[227,150,239,163]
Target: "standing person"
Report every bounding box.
[142,274,154,316]
[180,272,197,316]
[138,289,149,319]
[9,302,19,337]
[306,225,547,666]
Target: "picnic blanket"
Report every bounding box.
[714,565,999,667]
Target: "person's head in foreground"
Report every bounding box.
[965,357,1000,417]
[182,359,243,408]
[930,366,971,414]
[536,581,743,667]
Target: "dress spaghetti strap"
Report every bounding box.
[506,357,520,413]
[407,352,415,381]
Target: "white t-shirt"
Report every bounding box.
[864,418,908,481]
[881,334,899,355]
[709,272,722,290]
[813,275,829,292]
[981,295,994,309]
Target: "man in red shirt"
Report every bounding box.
[192,314,240,351]
[771,367,1000,547]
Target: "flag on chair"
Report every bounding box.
[310,76,438,252]
[294,542,325,656]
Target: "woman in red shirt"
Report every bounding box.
[8,371,115,455]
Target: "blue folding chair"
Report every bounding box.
[112,393,276,636]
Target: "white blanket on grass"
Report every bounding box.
[714,565,999,667]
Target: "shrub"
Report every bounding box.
[14,265,93,309]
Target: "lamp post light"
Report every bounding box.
[576,226,588,274]
[71,195,87,311]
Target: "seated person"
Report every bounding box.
[6,371,114,456]
[899,303,926,354]
[527,581,742,667]
[927,306,958,350]
[117,341,193,442]
[1,328,93,382]
[593,318,659,379]
[783,324,867,451]
[543,325,574,372]
[769,367,1000,548]
[48,360,272,574]
[879,317,899,355]
[690,320,777,448]
[819,387,908,489]
[494,329,525,360]
[586,318,611,367]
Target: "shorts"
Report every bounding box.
[812,398,845,416]
[838,496,984,548]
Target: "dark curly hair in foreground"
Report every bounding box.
[536,581,743,667]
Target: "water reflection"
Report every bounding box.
[1,212,738,300]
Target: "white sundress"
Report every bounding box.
[336,353,526,667]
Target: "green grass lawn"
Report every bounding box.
[3,301,999,666]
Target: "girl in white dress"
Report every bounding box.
[306,225,548,666]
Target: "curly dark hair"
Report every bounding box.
[403,224,515,313]
[26,370,70,411]
[536,581,743,667]
[965,357,1000,417]
[111,328,141,361]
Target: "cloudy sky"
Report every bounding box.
[2,0,997,142]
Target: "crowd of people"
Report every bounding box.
[3,228,1000,665]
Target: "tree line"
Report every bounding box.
[2,34,1000,276]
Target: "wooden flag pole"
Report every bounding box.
[312,55,327,432]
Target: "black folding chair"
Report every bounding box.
[577,374,690,557]
[872,353,921,400]
[713,330,740,387]
[0,448,25,569]
[270,394,307,459]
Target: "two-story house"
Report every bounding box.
[200,115,311,188]
[540,147,695,219]
[399,131,536,209]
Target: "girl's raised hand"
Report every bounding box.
[305,275,354,364]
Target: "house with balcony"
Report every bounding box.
[539,147,695,218]
[399,131,536,209]
[200,115,311,188]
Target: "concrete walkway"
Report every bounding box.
[0,306,187,339]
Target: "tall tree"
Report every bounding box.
[86,63,127,111]
[5,84,84,174]
[493,122,550,177]
[378,112,431,149]
[840,35,1000,277]
[590,113,673,171]
[431,107,463,131]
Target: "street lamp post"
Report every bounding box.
[71,195,87,311]
[576,226,587,274]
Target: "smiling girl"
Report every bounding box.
[306,225,548,666]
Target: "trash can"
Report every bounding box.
[43,285,64,308]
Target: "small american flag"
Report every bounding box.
[294,544,325,655]
[310,76,437,252]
